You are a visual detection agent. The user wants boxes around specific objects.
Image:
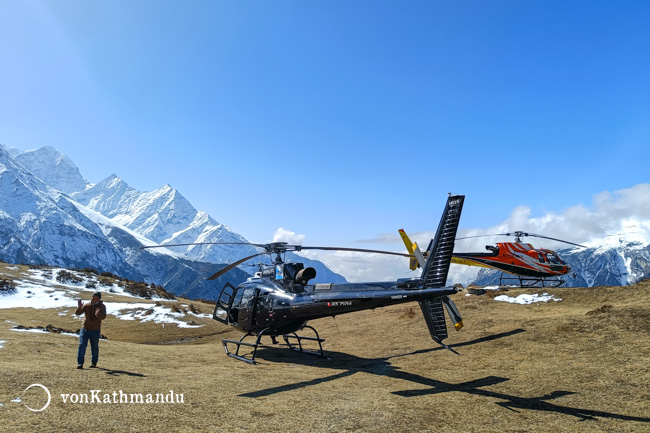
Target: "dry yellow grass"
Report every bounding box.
[0,262,649,432]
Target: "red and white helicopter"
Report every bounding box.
[400,230,585,288]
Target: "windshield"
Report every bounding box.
[546,252,563,264]
[231,288,245,309]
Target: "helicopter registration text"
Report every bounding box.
[327,301,354,307]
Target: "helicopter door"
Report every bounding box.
[213,283,237,324]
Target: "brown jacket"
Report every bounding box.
[75,300,107,331]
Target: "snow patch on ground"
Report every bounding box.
[10,327,51,334]
[109,303,205,328]
[0,279,76,309]
[1,269,208,328]
[493,293,561,304]
[23,268,169,301]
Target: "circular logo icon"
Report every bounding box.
[23,384,51,412]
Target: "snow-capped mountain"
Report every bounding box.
[13,146,88,194]
[66,168,345,283]
[0,145,249,299]
[0,146,122,268]
[469,230,650,287]
[70,174,260,265]
[560,229,650,287]
[1,145,345,298]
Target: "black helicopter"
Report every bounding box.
[143,194,466,364]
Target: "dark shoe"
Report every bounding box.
[90,363,97,368]
[77,364,83,369]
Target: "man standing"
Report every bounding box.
[75,291,107,369]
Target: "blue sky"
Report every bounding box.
[2,1,649,281]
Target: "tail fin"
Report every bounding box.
[418,194,465,349]
[398,229,426,270]
[421,194,464,287]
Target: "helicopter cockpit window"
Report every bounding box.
[231,288,245,309]
[240,288,255,307]
[234,288,256,324]
[546,253,561,264]
[538,253,546,263]
[229,288,245,324]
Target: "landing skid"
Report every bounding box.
[222,325,328,364]
[498,274,565,288]
[283,325,329,359]
[222,329,269,364]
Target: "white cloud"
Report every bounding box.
[300,248,479,284]
[481,183,650,249]
[443,183,650,255]
[272,227,305,244]
[299,249,417,282]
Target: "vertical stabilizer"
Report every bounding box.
[418,195,465,349]
[421,195,465,288]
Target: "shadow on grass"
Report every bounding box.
[95,367,146,378]
[239,328,650,424]
[389,328,527,358]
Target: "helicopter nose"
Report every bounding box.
[566,265,571,272]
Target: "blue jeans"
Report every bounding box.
[77,328,100,366]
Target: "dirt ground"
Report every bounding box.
[0,270,649,432]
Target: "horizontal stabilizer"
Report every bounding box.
[412,242,426,269]
[442,296,463,330]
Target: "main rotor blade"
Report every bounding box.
[455,233,509,240]
[299,246,413,258]
[141,242,266,249]
[526,233,587,248]
[207,252,268,280]
[456,232,586,248]
[142,241,415,257]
